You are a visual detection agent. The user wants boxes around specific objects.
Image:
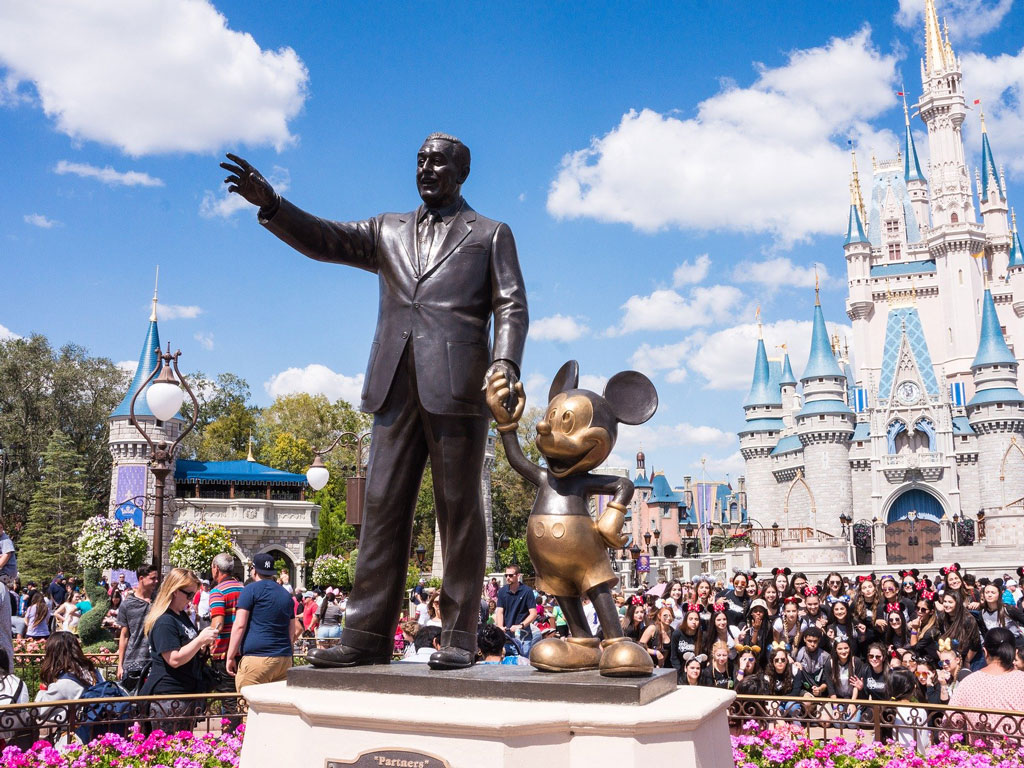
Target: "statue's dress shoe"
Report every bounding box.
[529,636,601,672]
[427,646,475,670]
[307,645,391,668]
[598,637,654,677]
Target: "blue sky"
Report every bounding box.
[2,0,1024,485]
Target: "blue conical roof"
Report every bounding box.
[802,302,844,380]
[744,337,780,407]
[1009,229,1024,269]
[904,122,925,183]
[980,130,1003,203]
[780,353,797,386]
[844,204,868,245]
[972,289,1016,368]
[111,319,161,418]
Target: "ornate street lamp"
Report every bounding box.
[629,542,642,561]
[415,544,426,568]
[306,430,372,528]
[128,344,200,575]
[652,527,661,556]
[643,530,652,552]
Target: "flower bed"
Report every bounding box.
[1,724,243,767]
[732,721,1024,768]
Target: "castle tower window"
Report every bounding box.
[951,213,959,223]
[958,269,963,285]
[888,243,901,261]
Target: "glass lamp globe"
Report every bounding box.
[306,463,330,491]
[146,381,184,422]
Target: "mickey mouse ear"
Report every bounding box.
[548,360,579,403]
[603,370,658,425]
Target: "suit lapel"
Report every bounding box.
[398,207,420,276]
[420,206,475,282]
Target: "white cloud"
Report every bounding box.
[962,50,1024,176]
[54,160,163,187]
[620,421,736,451]
[672,254,711,287]
[732,257,826,289]
[547,28,899,245]
[697,451,746,478]
[529,314,590,342]
[193,331,214,351]
[629,340,692,381]
[895,0,1014,39]
[264,363,364,406]
[523,373,550,401]
[200,165,290,219]
[578,374,608,393]
[155,304,203,320]
[0,323,21,341]
[685,317,852,390]
[611,284,743,335]
[115,360,137,373]
[23,213,58,228]
[0,0,308,156]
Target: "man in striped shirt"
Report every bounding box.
[209,552,243,726]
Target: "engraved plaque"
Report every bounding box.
[327,749,449,768]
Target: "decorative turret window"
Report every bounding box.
[888,243,902,261]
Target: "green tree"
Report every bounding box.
[490,407,544,549]
[178,372,255,459]
[20,429,95,584]
[0,335,125,540]
[197,400,260,461]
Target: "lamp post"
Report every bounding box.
[952,512,960,547]
[771,520,780,548]
[306,430,372,531]
[652,527,661,557]
[643,530,652,552]
[128,344,200,575]
[415,544,426,568]
[907,508,918,548]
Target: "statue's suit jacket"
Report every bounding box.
[262,197,529,415]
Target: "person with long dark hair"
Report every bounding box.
[35,632,101,711]
[851,641,889,700]
[669,604,703,674]
[979,580,1024,643]
[884,606,913,653]
[741,598,773,668]
[829,638,864,728]
[773,597,801,651]
[773,568,792,601]
[765,644,795,697]
[824,572,846,605]
[639,606,674,668]
[937,591,981,666]
[760,582,780,619]
[620,601,646,642]
[826,597,862,658]
[702,605,739,658]
[909,592,940,663]
[679,652,705,686]
[852,575,881,640]
[717,570,751,629]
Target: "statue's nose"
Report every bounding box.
[536,419,551,436]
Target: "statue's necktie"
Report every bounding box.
[418,211,441,274]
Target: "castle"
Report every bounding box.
[739,0,1024,565]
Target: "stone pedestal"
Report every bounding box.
[240,665,734,768]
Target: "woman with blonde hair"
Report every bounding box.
[140,568,216,697]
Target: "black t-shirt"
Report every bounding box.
[145,610,203,694]
[497,585,535,630]
[863,667,887,699]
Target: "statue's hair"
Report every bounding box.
[423,132,471,172]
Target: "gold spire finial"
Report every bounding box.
[814,265,821,306]
[924,0,947,74]
[150,266,160,322]
[979,103,987,134]
[850,149,867,225]
[901,87,910,126]
[1012,208,1017,233]
[755,305,762,338]
[247,431,255,462]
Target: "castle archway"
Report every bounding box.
[884,486,946,564]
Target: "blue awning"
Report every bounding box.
[175,459,308,485]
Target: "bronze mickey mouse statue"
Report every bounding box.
[486,360,658,677]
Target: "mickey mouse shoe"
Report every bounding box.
[529,636,602,672]
[599,637,655,677]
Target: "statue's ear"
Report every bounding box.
[548,360,579,402]
[603,371,658,425]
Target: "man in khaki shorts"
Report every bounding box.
[225,553,301,688]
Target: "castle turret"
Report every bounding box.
[967,288,1024,543]
[845,151,874,374]
[108,278,182,567]
[738,322,784,527]
[1008,211,1024,319]
[795,293,854,531]
[780,349,799,429]
[977,111,1011,280]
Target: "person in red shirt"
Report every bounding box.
[208,553,243,728]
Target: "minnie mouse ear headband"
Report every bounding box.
[691,574,713,585]
[732,568,756,580]
[828,594,851,604]
[899,569,920,580]
[772,567,792,577]
[885,602,903,614]
[920,589,937,601]
[941,563,962,576]
[857,573,876,583]
[803,586,820,597]
[783,595,801,604]
[683,651,708,664]
[683,602,702,614]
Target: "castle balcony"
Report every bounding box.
[170,498,320,534]
[881,451,945,483]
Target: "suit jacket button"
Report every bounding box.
[413,302,421,309]
[401,331,409,338]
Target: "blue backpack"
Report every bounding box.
[60,675,134,744]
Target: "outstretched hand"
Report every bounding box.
[486,371,525,428]
[221,153,277,209]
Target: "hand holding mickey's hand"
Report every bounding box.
[486,370,525,431]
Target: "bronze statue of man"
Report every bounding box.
[222,134,528,669]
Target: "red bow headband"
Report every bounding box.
[858,574,874,583]
[886,602,902,614]
[630,595,645,606]
[684,603,701,614]
[783,596,801,604]
[941,563,961,576]
[803,586,820,597]
[712,603,727,613]
[921,590,937,601]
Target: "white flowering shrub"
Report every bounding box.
[312,553,350,588]
[168,520,236,573]
[75,516,149,570]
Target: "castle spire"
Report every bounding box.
[924,0,950,74]
[802,298,844,380]
[903,93,925,183]
[744,335,780,408]
[780,348,797,387]
[150,265,160,322]
[979,106,1004,203]
[972,289,1015,369]
[1010,209,1024,269]
[112,279,164,419]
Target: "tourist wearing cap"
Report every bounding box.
[193,579,213,630]
[225,553,302,689]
